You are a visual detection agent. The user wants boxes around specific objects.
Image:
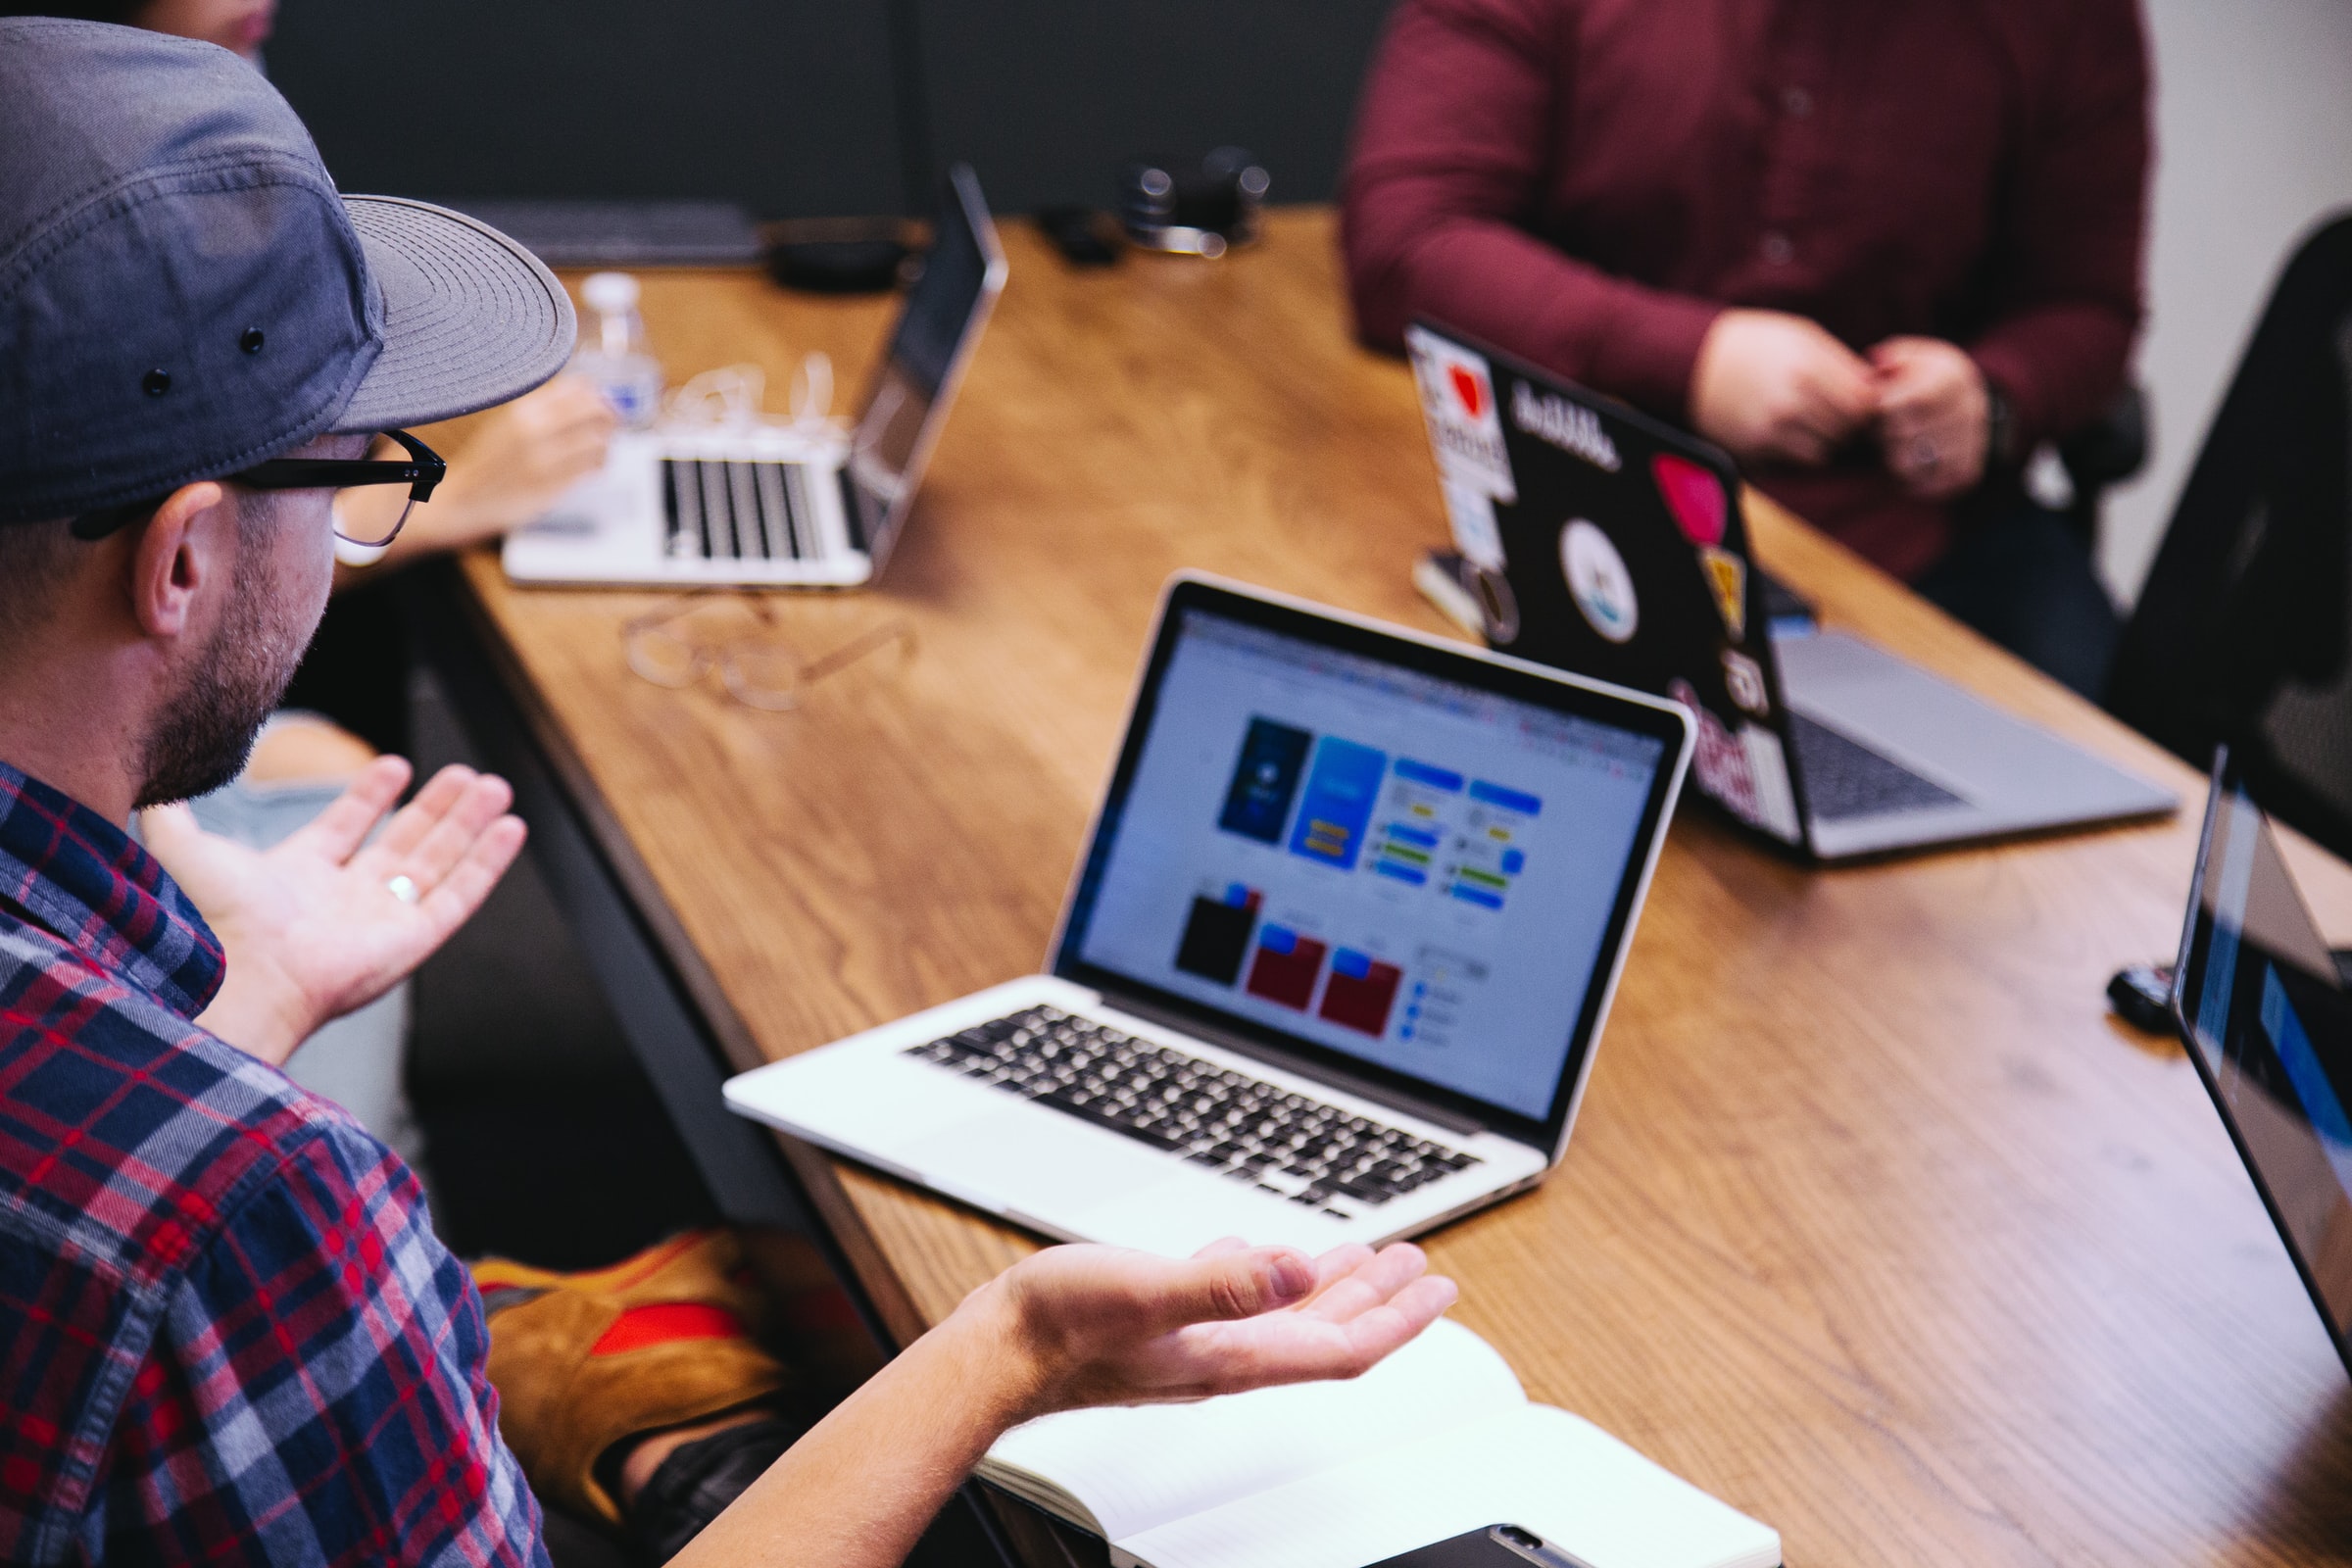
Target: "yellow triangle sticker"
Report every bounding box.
[1701,548,1746,641]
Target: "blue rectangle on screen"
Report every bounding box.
[1287,737,1389,870]
[1375,861,1428,886]
[1393,759,1464,792]
[1217,717,1313,844]
[1224,882,1253,906]
[1449,884,1505,909]
[1469,780,1543,815]
[1258,924,1298,955]
[1500,848,1526,875]
[1385,823,1440,850]
[1332,948,1372,980]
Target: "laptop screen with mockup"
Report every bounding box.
[1054,581,1689,1141]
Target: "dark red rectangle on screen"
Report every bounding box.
[1244,927,1327,1010]
[1318,955,1403,1036]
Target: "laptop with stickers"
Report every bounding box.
[1404,320,2174,861]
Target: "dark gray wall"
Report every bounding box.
[910,1,1395,213]
[266,0,1395,218]
[269,0,903,215]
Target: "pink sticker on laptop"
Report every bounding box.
[1651,453,1727,547]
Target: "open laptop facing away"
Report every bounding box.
[2175,748,2352,1378]
[1404,321,2175,861]
[724,575,1693,1255]
[502,164,1006,588]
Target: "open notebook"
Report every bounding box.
[978,1319,1779,1568]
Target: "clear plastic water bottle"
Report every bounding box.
[572,271,664,428]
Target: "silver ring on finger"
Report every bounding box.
[386,873,420,906]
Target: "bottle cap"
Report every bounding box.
[582,271,640,314]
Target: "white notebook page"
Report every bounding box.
[983,1318,1521,1541]
[1112,1403,1780,1568]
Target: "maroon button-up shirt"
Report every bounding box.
[1342,0,2151,579]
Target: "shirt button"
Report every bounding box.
[1761,231,1795,266]
[1782,86,1813,118]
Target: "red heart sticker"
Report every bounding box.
[1447,365,1486,418]
[1652,453,1727,546]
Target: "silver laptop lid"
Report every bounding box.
[1050,576,1693,1152]
[843,164,1007,575]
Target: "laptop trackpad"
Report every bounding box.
[912,1108,1175,1215]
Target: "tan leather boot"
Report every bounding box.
[473,1231,795,1527]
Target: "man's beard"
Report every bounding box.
[133,525,316,808]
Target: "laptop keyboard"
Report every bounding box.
[1788,710,1965,822]
[662,457,823,562]
[903,1005,1480,1216]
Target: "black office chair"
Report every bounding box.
[2058,382,2150,547]
[2104,211,2352,861]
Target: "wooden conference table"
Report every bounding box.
[439,210,2352,1564]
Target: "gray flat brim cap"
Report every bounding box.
[0,19,574,522]
[335,196,574,435]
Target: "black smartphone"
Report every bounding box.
[1365,1524,1598,1568]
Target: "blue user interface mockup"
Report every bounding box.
[1067,605,1668,1123]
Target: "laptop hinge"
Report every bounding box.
[838,466,867,553]
[1089,986,1489,1139]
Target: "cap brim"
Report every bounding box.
[330,196,576,433]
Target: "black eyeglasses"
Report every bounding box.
[71,429,445,550]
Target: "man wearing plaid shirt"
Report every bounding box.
[0,761,540,1563]
[0,18,565,1564]
[0,20,1456,1568]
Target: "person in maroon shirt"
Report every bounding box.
[1343,0,2151,697]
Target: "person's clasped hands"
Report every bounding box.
[1691,309,1993,502]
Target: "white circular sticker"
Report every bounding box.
[1560,519,1639,643]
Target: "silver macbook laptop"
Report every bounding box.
[1404,320,2175,861]
[502,165,1006,589]
[724,575,1694,1255]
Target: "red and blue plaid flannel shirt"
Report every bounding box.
[0,762,544,1566]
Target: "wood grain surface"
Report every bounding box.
[447,209,2352,1564]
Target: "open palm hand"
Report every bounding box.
[142,758,526,1066]
[992,1237,1458,1420]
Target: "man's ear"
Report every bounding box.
[126,481,230,642]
